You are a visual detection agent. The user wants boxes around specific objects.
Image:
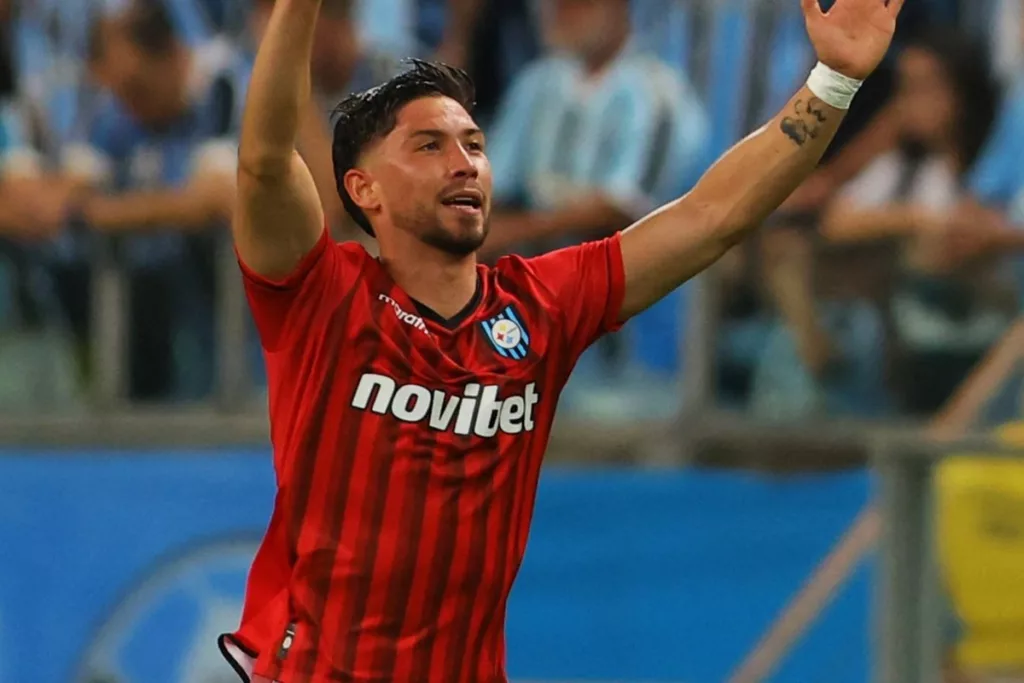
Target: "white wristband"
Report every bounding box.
[805,62,863,110]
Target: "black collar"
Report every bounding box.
[410,274,483,330]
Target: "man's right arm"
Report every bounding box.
[235,0,326,280]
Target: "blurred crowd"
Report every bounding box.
[0,0,1022,423]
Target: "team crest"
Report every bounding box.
[481,305,530,360]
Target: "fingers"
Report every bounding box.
[800,0,823,19]
[887,0,905,17]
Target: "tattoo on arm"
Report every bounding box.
[779,97,829,147]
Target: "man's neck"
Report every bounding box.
[581,30,629,76]
[380,246,479,320]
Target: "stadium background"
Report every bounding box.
[0,0,1023,682]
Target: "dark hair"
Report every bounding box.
[331,59,476,237]
[902,27,999,171]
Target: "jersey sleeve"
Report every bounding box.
[238,227,355,353]
[522,233,626,359]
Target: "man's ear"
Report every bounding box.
[344,168,381,215]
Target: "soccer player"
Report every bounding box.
[219,0,903,681]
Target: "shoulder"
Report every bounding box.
[335,239,375,270]
[243,235,373,305]
[82,94,140,151]
[487,236,619,305]
[331,238,382,292]
[487,253,561,309]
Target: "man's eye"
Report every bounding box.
[419,141,440,151]
[466,141,484,152]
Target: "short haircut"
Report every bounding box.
[331,59,477,237]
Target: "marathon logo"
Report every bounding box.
[379,293,429,335]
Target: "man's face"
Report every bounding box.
[542,0,623,57]
[93,31,184,126]
[353,96,492,256]
[895,46,955,148]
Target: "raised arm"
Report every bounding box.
[235,0,326,279]
[619,0,902,319]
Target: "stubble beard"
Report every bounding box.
[418,211,489,258]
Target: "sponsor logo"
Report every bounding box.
[379,293,429,335]
[481,306,530,359]
[351,373,540,437]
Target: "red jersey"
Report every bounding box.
[219,228,625,683]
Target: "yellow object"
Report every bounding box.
[937,422,1024,668]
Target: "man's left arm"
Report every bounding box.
[618,0,902,320]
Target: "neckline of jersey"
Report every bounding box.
[408,271,484,332]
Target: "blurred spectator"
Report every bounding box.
[195,0,252,37]
[820,28,1008,416]
[14,0,99,153]
[19,0,247,402]
[979,0,1024,84]
[0,0,86,409]
[730,2,974,420]
[480,0,709,402]
[941,7,1024,287]
[452,0,538,124]
[353,0,535,125]
[355,0,485,64]
[251,0,396,110]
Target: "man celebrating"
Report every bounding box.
[219,1,903,681]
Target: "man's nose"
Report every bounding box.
[449,143,479,179]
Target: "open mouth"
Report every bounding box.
[441,191,483,212]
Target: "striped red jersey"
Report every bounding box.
[219,228,625,683]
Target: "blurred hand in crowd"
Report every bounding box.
[937,201,1019,268]
[0,176,79,240]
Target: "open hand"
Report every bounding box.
[802,0,904,80]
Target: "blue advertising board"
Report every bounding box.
[0,450,872,683]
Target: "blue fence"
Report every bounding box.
[0,450,873,683]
